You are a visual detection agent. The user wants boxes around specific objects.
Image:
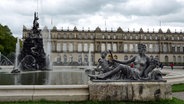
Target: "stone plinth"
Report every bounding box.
[89,81,172,101]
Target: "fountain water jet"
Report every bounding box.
[46,29,52,69]
[14,38,20,69]
[88,46,92,69]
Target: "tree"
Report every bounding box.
[0,24,17,56]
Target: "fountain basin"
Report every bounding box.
[0,66,89,85]
[0,85,89,101]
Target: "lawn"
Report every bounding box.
[0,98,183,104]
[172,83,184,92]
[1,84,184,104]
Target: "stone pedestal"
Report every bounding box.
[89,81,172,101]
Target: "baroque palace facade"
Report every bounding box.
[23,26,184,65]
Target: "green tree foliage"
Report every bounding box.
[0,24,17,56]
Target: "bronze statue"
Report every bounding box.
[11,12,47,73]
[88,44,163,80]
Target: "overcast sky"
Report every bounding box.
[0,0,184,38]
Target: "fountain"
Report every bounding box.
[0,12,88,85]
[11,12,48,73]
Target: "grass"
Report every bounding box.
[172,83,184,92]
[1,84,184,104]
[0,98,183,104]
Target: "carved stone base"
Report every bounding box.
[89,81,172,101]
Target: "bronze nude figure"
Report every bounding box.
[88,44,163,81]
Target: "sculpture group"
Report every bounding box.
[11,12,48,73]
[88,44,163,81]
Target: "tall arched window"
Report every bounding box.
[165,56,169,62]
[119,44,123,52]
[178,56,181,63]
[173,56,176,63]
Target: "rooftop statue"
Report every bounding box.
[88,43,163,81]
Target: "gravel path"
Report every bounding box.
[173,92,184,100]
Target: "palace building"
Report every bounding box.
[23,26,184,65]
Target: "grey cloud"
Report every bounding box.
[101,0,182,16]
[0,0,184,37]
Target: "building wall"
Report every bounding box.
[23,26,184,65]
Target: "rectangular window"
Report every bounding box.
[90,43,94,52]
[63,43,67,52]
[78,43,82,52]
[124,44,128,52]
[154,44,159,52]
[84,43,88,52]
[51,42,56,52]
[135,44,138,52]
[172,47,175,53]
[113,43,117,52]
[101,43,105,52]
[177,47,180,52]
[69,43,73,52]
[56,43,61,52]
[107,43,111,51]
[149,44,153,52]
[163,44,167,52]
[129,44,133,52]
